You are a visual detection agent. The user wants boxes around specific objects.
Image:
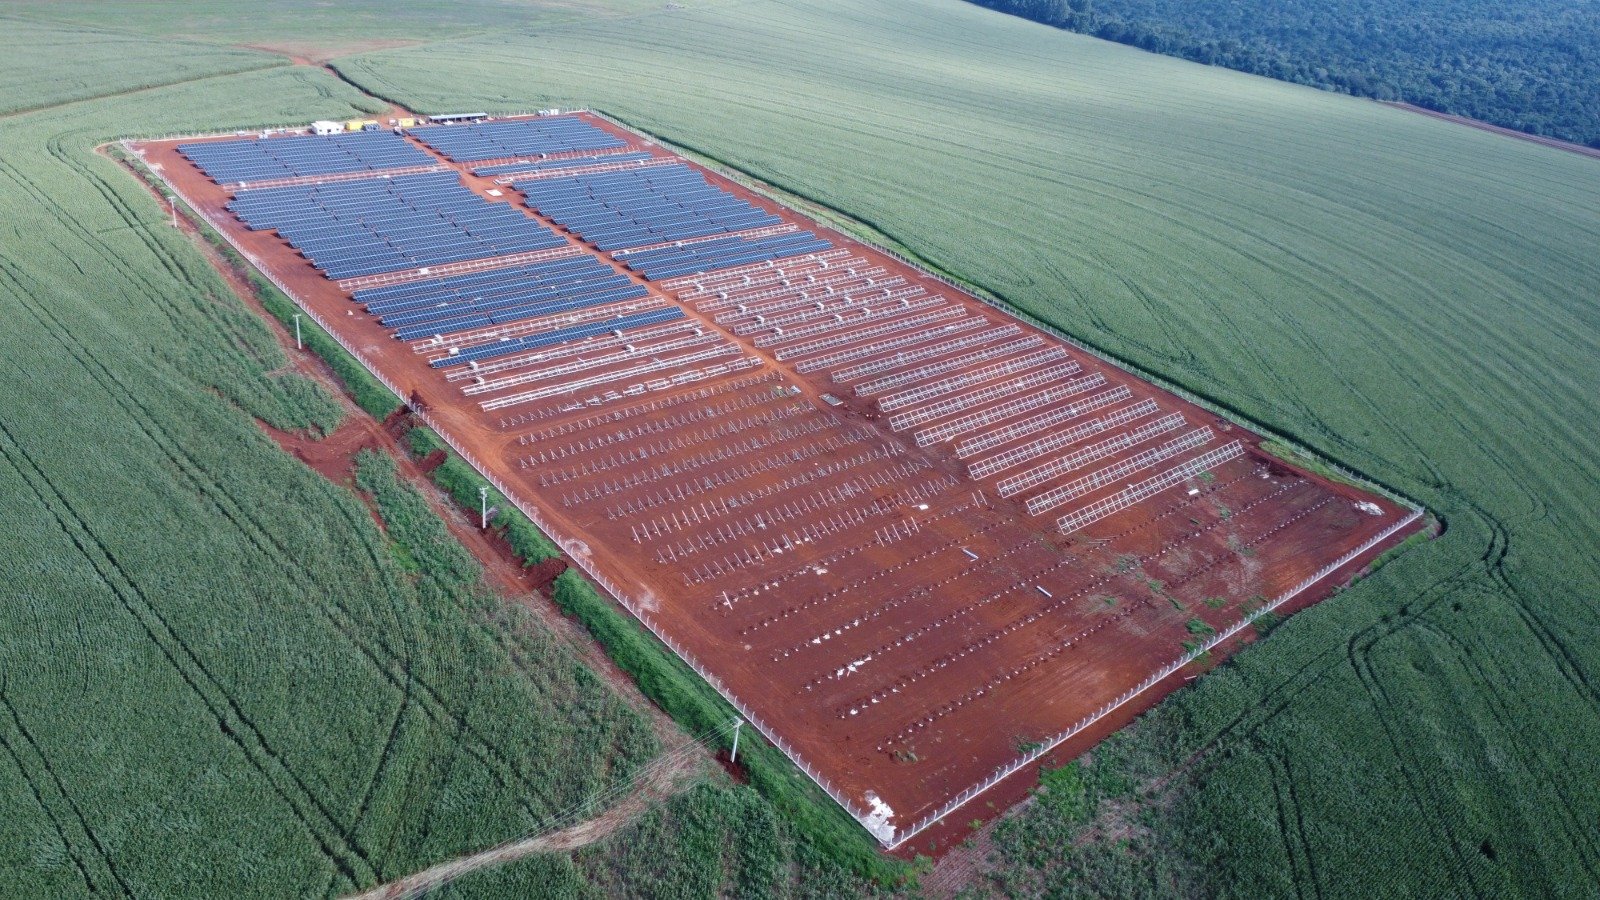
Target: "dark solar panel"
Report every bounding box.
[407,116,626,163]
[226,172,566,279]
[178,131,434,185]
[616,231,835,280]
[430,308,687,367]
[473,151,656,177]
[515,165,782,252]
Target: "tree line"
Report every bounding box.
[969,0,1600,148]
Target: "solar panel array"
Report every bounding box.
[178,131,434,185]
[350,255,682,368]
[430,308,687,368]
[407,116,626,162]
[473,151,656,178]
[227,172,566,279]
[358,256,648,341]
[515,164,783,252]
[174,115,777,412]
[616,231,835,281]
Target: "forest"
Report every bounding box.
[969,0,1600,147]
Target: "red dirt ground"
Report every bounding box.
[131,112,1423,852]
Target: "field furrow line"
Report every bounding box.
[0,689,113,896]
[0,418,375,886]
[0,260,580,830]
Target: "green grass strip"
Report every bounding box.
[249,275,398,420]
[405,426,562,565]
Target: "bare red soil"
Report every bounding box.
[132,112,1422,852]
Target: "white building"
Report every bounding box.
[310,120,343,136]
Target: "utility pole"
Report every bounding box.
[166,194,177,228]
[480,486,489,529]
[292,313,303,350]
[729,718,743,765]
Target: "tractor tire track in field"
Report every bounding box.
[1238,277,1600,878]
[0,249,581,838]
[1126,555,1478,871]
[0,418,372,887]
[1410,608,1600,879]
[111,147,685,876]
[0,50,285,123]
[345,618,422,879]
[97,147,448,860]
[1260,746,1318,900]
[1458,506,1600,871]
[1341,516,1490,895]
[66,137,289,375]
[0,681,122,896]
[1472,494,1600,712]
[0,258,574,876]
[8,136,283,394]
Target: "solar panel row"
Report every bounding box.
[473,151,657,178]
[178,131,434,185]
[516,164,782,252]
[617,231,836,281]
[226,171,565,279]
[429,307,688,368]
[348,241,672,367]
[359,256,607,316]
[389,278,648,341]
[407,116,626,163]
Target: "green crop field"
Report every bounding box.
[1,0,683,47]
[0,52,673,894]
[3,0,1599,896]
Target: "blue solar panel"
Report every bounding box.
[617,231,834,280]
[178,131,434,185]
[515,164,782,252]
[408,116,626,163]
[226,172,566,279]
[355,257,594,307]
[381,270,636,329]
[430,308,687,367]
[473,151,657,177]
[393,283,650,341]
[366,261,612,315]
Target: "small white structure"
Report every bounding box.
[310,120,343,136]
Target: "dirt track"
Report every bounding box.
[347,732,704,900]
[131,112,1422,854]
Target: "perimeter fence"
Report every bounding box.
[130,131,1427,848]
